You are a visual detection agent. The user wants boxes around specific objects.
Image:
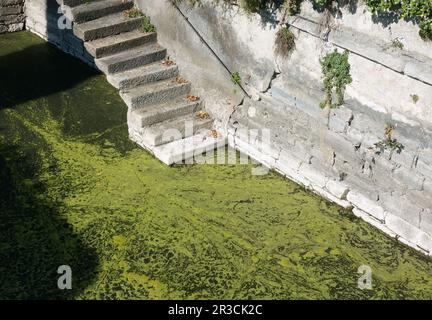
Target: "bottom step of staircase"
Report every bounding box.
[130,131,227,165]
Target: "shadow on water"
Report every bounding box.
[0,41,97,109]
[0,143,98,299]
[0,8,102,296]
[0,30,133,154]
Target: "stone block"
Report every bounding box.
[0,0,24,33]
[347,191,385,221]
[406,181,432,210]
[326,180,349,200]
[328,106,353,133]
[420,209,432,237]
[0,5,23,16]
[405,58,432,86]
[379,193,422,227]
[298,163,328,189]
[2,0,25,6]
[384,213,432,252]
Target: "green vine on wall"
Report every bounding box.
[189,0,432,40]
[374,124,405,157]
[319,50,352,109]
[365,0,432,40]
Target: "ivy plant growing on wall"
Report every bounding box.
[365,0,432,40]
[282,0,302,15]
[181,0,431,40]
[319,50,352,109]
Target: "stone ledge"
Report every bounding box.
[0,6,23,16]
[230,125,432,255]
[0,13,25,24]
[347,191,386,221]
[287,15,432,87]
[229,92,432,256]
[351,208,431,255]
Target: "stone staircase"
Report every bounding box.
[62,0,225,164]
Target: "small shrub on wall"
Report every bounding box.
[282,0,302,15]
[374,124,405,158]
[319,50,352,109]
[275,26,296,57]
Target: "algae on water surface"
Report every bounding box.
[1,31,432,300]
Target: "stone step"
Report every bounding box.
[85,30,157,58]
[62,0,105,8]
[73,13,143,41]
[107,61,179,90]
[120,78,192,109]
[139,114,214,147]
[149,133,227,165]
[95,43,166,74]
[68,0,134,24]
[130,96,203,127]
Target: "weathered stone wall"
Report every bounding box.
[25,0,94,66]
[141,0,432,254]
[0,0,25,34]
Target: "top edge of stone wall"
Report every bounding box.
[176,0,432,91]
[299,1,432,59]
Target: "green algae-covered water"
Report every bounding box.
[1,31,432,300]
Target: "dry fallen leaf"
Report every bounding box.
[173,76,188,84]
[210,129,219,138]
[162,58,176,66]
[186,95,200,102]
[195,111,210,120]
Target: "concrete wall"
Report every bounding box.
[0,0,25,34]
[141,0,432,254]
[25,0,94,66]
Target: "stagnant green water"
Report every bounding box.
[1,31,432,299]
